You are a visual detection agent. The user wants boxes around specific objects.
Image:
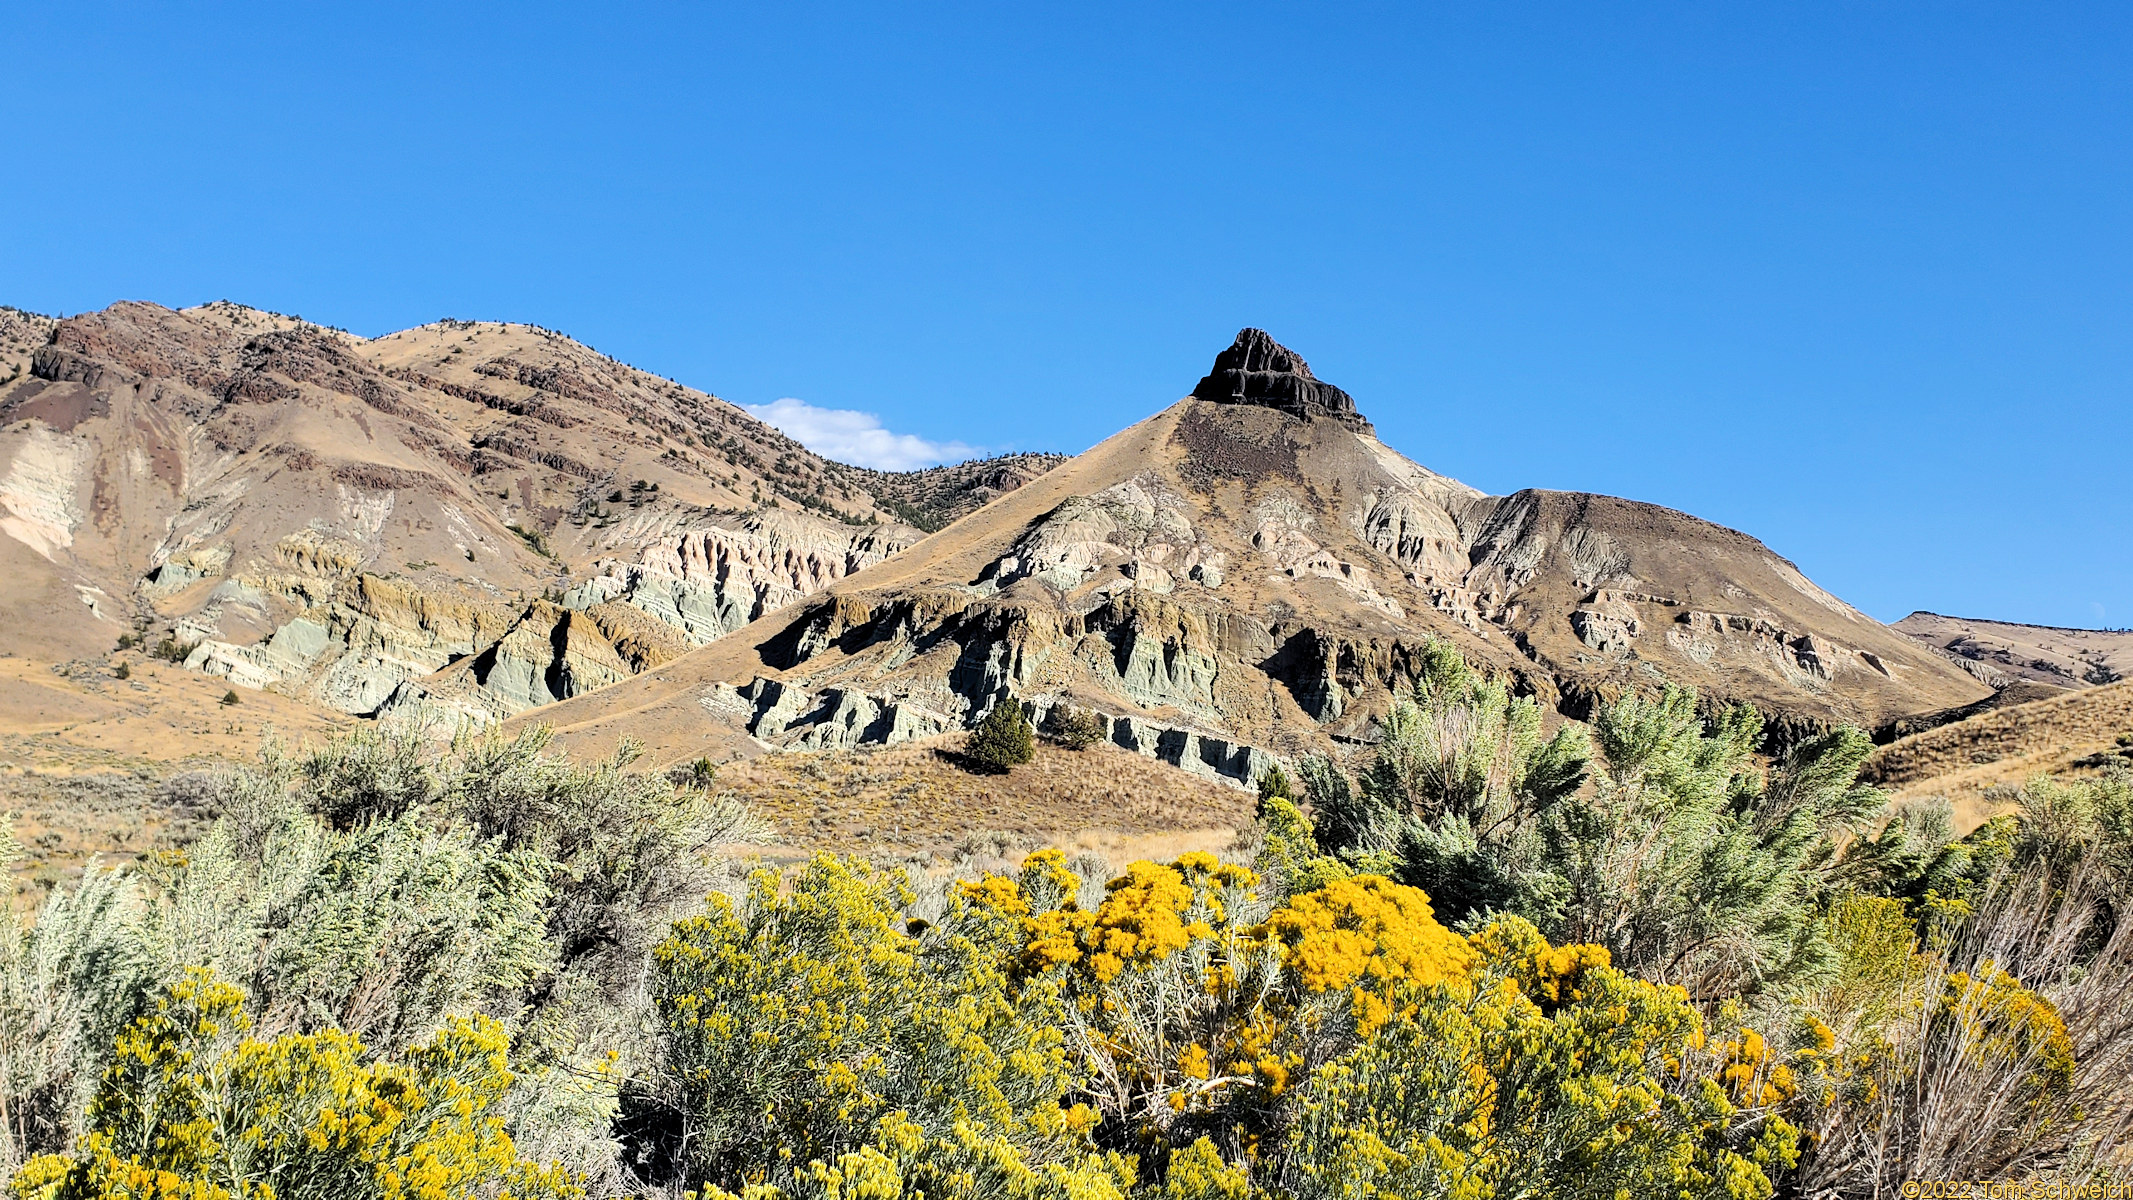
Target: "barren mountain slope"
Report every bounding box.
[525,329,1988,783]
[0,301,1055,722]
[1892,611,2132,693]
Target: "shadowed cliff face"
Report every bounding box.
[515,331,1991,785]
[0,301,1058,720]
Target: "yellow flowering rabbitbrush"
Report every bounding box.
[963,852,1479,1156]
[1287,914,1800,1200]
[650,855,1114,1196]
[11,968,580,1200]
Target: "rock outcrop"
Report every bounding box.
[1192,328,1372,433]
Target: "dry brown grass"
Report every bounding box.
[0,770,221,902]
[0,654,352,897]
[0,656,350,766]
[1865,679,2133,831]
[0,653,1257,895]
[713,734,1257,866]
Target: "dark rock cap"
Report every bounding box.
[1190,328,1371,432]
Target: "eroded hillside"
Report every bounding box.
[0,301,1055,721]
[1893,610,2131,693]
[523,330,1990,783]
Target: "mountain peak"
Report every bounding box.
[1190,328,1371,433]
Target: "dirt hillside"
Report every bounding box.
[1892,611,2132,693]
[1865,678,2133,828]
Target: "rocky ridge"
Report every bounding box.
[1892,611,2131,693]
[0,301,1049,721]
[1192,328,1371,432]
[517,330,1990,785]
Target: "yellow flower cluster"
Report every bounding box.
[1292,914,1801,1200]
[1464,914,1611,1007]
[1225,1012,1301,1097]
[1256,874,1473,995]
[962,852,1263,986]
[1085,861,1204,982]
[692,1111,1136,1200]
[11,969,580,1200]
[976,855,1467,1009]
[1942,965,2076,1095]
[653,854,1102,1191]
[966,854,1489,1129]
[1716,1027,1800,1108]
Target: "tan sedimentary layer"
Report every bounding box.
[0,301,1043,724]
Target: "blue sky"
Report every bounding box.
[4,4,2128,628]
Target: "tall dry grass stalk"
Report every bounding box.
[1794,862,2133,1197]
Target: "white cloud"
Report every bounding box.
[742,397,980,472]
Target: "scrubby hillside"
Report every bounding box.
[837,452,1070,531]
[1894,610,2132,692]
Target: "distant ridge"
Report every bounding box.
[1892,611,2131,695]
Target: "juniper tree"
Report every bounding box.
[1546,689,1884,998]
[966,699,1035,773]
[1049,703,1105,751]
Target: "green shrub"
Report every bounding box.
[667,756,720,789]
[966,700,1034,773]
[509,523,555,558]
[1049,704,1104,751]
[1297,640,1890,999]
[0,724,762,1189]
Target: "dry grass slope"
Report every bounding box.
[1864,678,2133,827]
[0,653,352,897]
[717,734,1255,866]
